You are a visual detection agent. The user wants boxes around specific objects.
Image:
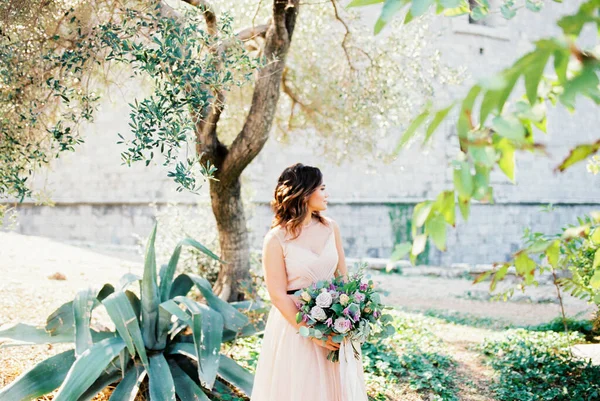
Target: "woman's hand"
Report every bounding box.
[310,335,340,351]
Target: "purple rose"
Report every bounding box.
[329,283,336,291]
[359,283,368,291]
[354,292,366,303]
[373,310,380,319]
[343,305,361,322]
[302,314,309,323]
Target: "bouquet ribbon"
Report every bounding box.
[339,338,368,401]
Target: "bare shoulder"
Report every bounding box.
[325,216,339,229]
[263,226,283,247]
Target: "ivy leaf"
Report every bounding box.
[413,201,434,228]
[439,0,462,7]
[425,214,447,251]
[515,252,536,283]
[500,4,517,19]
[555,140,600,172]
[524,50,551,105]
[560,68,600,109]
[590,268,600,289]
[470,6,487,21]
[546,240,560,269]
[411,0,435,17]
[473,165,491,202]
[375,0,409,34]
[390,242,412,261]
[497,138,516,182]
[458,195,470,220]
[424,104,454,143]
[394,106,430,152]
[492,116,526,143]
[453,160,474,198]
[347,0,385,6]
[591,228,600,245]
[435,190,456,226]
[411,234,427,257]
[525,0,543,12]
[594,249,600,270]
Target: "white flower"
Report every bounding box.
[334,317,352,334]
[316,291,333,308]
[301,291,311,302]
[339,293,350,306]
[310,306,327,321]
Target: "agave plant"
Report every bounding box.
[0,223,265,401]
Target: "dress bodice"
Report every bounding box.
[270,216,339,291]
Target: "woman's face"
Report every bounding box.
[307,182,329,212]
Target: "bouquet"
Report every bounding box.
[292,267,394,362]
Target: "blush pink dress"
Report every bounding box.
[250,216,345,401]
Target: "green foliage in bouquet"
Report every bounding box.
[292,267,395,361]
[0,223,265,401]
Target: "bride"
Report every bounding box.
[250,163,367,401]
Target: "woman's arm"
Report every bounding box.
[262,231,305,330]
[331,219,348,281]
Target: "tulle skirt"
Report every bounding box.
[250,306,343,401]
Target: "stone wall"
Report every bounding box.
[2,1,599,266]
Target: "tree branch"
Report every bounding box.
[181,0,217,35]
[219,0,300,187]
[330,0,355,71]
[171,0,223,158]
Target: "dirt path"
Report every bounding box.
[433,323,499,401]
[371,273,594,326]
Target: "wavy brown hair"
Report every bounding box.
[270,163,328,239]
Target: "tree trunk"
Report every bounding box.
[186,0,300,301]
[209,176,251,301]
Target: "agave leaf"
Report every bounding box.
[159,238,224,303]
[173,296,224,390]
[102,291,149,367]
[74,288,96,356]
[46,284,114,338]
[185,274,248,331]
[0,349,75,401]
[156,299,191,348]
[77,362,121,401]
[53,337,126,401]
[119,273,142,291]
[119,347,131,378]
[222,320,265,343]
[229,300,268,313]
[0,323,113,347]
[125,290,141,319]
[109,364,146,401]
[141,223,159,350]
[168,360,211,401]
[170,274,194,298]
[217,355,254,396]
[148,354,176,401]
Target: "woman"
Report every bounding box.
[250,163,365,401]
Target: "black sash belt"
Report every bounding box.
[287,289,300,294]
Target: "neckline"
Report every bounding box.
[302,218,317,228]
[286,228,335,258]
